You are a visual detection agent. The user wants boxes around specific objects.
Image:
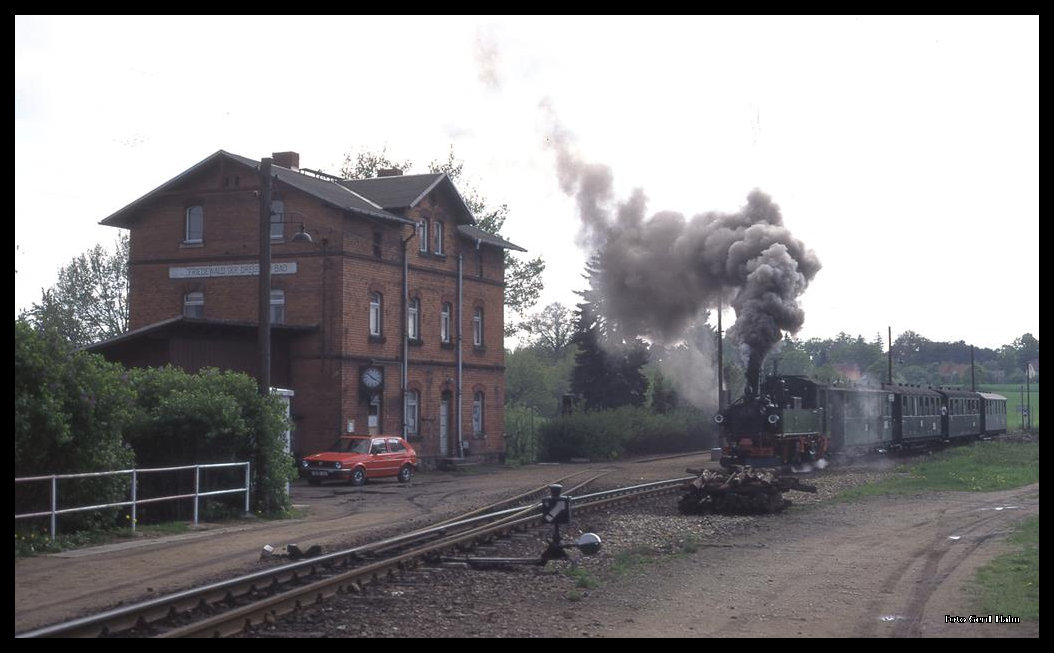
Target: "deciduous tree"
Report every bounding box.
[21,234,129,348]
[520,302,575,361]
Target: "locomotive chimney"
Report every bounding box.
[746,358,762,398]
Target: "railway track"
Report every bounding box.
[17,473,692,639]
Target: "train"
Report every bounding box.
[715,374,1008,469]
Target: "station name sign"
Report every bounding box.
[169,262,298,279]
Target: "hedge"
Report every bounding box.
[538,406,716,461]
[15,321,296,535]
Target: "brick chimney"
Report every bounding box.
[272,151,300,171]
[377,167,403,177]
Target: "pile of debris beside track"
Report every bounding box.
[678,467,818,515]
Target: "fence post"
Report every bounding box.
[131,469,137,534]
[193,466,200,526]
[244,463,251,515]
[50,475,57,542]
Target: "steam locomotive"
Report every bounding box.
[716,375,1008,468]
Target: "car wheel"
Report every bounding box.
[350,467,366,486]
[398,464,413,483]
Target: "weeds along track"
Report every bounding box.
[17,473,691,639]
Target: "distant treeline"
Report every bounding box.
[769,330,1039,389]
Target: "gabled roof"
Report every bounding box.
[458,224,527,252]
[100,150,415,229]
[339,173,476,225]
[99,150,526,251]
[225,152,414,226]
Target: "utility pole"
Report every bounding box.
[1025,363,1032,432]
[717,299,724,409]
[1020,384,1025,431]
[253,157,274,511]
[401,230,415,440]
[258,157,273,397]
[887,326,893,385]
[970,346,976,392]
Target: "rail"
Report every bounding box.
[14,462,251,540]
[17,474,691,638]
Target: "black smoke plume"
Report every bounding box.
[545,105,821,394]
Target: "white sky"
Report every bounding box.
[15,15,1039,351]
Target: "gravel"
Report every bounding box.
[247,464,895,638]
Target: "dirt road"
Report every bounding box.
[557,483,1041,638]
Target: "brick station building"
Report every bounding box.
[89,150,523,465]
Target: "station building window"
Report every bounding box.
[270,289,285,324]
[185,205,203,243]
[473,391,485,435]
[418,220,428,253]
[440,303,452,344]
[406,390,420,435]
[473,308,483,347]
[184,291,204,318]
[408,297,421,341]
[370,292,383,337]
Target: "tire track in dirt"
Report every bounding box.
[561,484,1037,638]
[855,485,1038,637]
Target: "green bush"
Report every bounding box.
[539,406,715,461]
[15,321,135,532]
[125,366,295,516]
[15,321,296,537]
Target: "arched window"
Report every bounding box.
[417,220,428,253]
[440,303,452,344]
[472,391,485,435]
[408,297,420,340]
[473,308,483,346]
[433,221,444,255]
[185,205,203,243]
[183,291,204,318]
[369,292,383,337]
[405,390,420,435]
[270,289,285,324]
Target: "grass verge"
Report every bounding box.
[15,521,192,558]
[970,515,1039,622]
[837,440,1039,624]
[838,440,1038,500]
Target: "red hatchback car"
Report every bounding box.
[300,436,419,486]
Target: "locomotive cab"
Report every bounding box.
[717,375,828,469]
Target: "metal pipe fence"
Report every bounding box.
[15,462,250,541]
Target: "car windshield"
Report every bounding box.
[328,438,371,454]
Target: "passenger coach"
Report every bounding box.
[716,374,1008,468]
